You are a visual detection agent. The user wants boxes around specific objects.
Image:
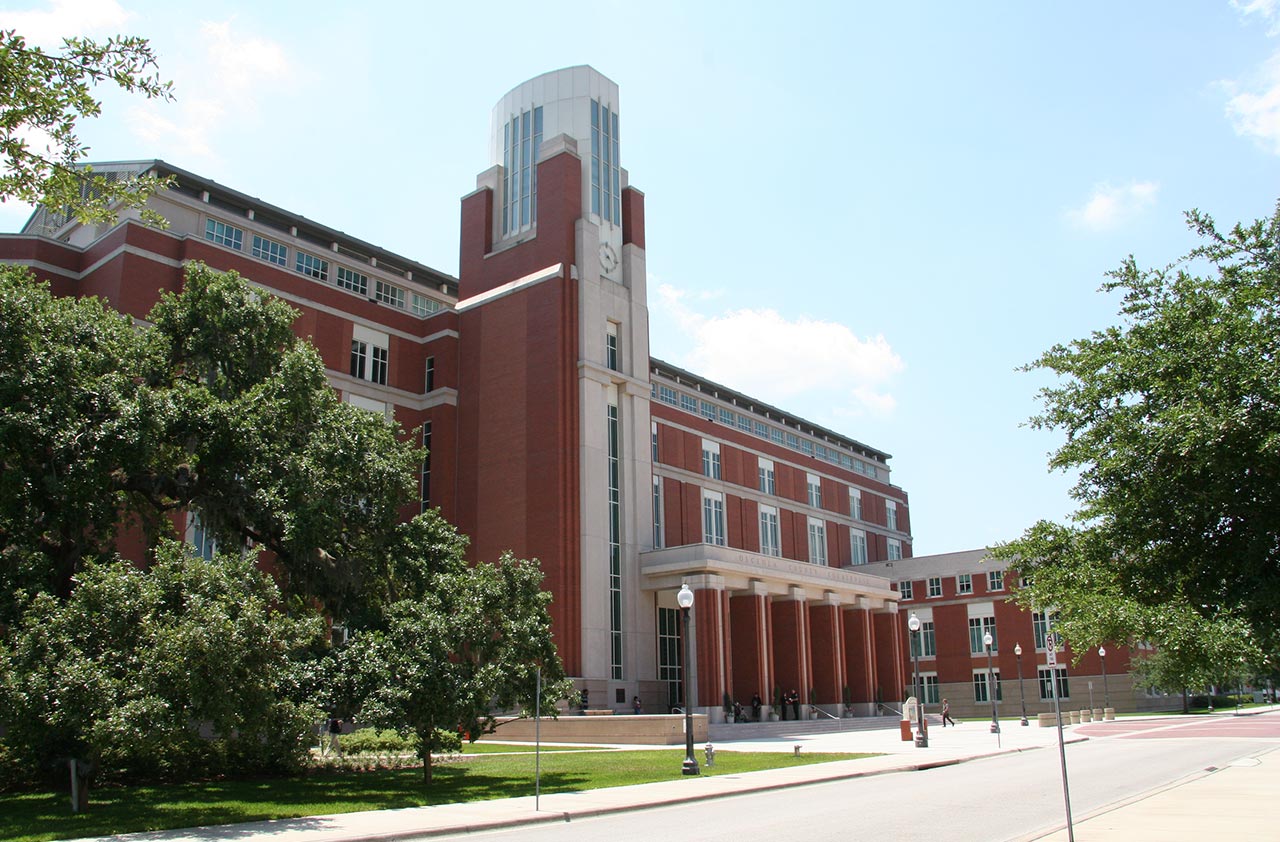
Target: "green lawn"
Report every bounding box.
[1,748,873,842]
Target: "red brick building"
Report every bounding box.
[2,66,919,721]
[863,550,1161,718]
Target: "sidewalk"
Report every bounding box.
[73,712,1279,842]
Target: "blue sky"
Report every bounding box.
[5,0,1280,554]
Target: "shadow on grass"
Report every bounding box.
[1,749,865,842]
[1,759,588,842]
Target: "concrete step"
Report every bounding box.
[709,714,903,742]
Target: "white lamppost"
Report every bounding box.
[1014,642,1028,726]
[907,613,927,748]
[677,583,699,776]
[1098,646,1110,710]
[984,631,1000,743]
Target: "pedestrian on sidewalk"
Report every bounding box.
[942,699,956,727]
[751,692,762,722]
[633,695,642,715]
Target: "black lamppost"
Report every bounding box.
[907,612,927,748]
[1099,646,1110,710]
[984,631,1000,739]
[677,583,700,776]
[1014,642,1028,726]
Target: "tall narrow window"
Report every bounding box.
[420,422,432,511]
[909,619,936,657]
[807,516,827,566]
[806,473,822,508]
[652,475,663,549]
[886,499,899,531]
[1033,610,1052,649]
[502,106,543,235]
[850,528,868,565]
[658,607,683,712]
[607,398,623,678]
[888,538,903,560]
[850,487,863,520]
[702,490,725,546]
[188,511,217,560]
[425,356,436,392]
[651,420,659,462]
[591,99,621,223]
[758,459,775,495]
[759,505,780,557]
[350,340,367,380]
[969,616,998,654]
[607,397,622,679]
[701,440,721,480]
[606,321,619,371]
[370,346,388,386]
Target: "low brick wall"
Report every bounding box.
[488,713,709,745]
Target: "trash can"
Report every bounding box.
[900,719,913,741]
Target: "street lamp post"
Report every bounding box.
[984,631,1000,742]
[1099,646,1110,710]
[677,583,700,776]
[1014,642,1028,726]
[907,613,928,748]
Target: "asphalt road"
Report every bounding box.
[434,717,1278,842]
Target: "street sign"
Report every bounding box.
[1046,646,1057,665]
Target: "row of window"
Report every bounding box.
[695,439,903,534]
[691,488,894,565]
[899,570,1004,601]
[912,667,1070,704]
[908,612,1061,661]
[654,381,883,479]
[204,218,444,317]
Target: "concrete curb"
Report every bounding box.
[204,736,1093,842]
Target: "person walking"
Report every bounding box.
[632,695,642,715]
[326,715,343,754]
[942,698,957,727]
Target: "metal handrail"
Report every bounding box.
[809,705,839,721]
[877,702,905,718]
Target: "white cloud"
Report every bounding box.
[125,18,294,163]
[1223,51,1280,154]
[1223,0,1280,153]
[1065,181,1159,231]
[7,0,131,45]
[654,284,904,419]
[1233,0,1280,35]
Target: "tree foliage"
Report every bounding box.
[0,541,324,787]
[0,263,569,791]
[1016,203,1280,650]
[0,29,174,226]
[0,264,421,622]
[340,544,571,783]
[992,521,1264,694]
